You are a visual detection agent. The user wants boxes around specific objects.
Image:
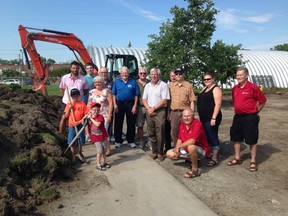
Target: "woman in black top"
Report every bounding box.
[197,71,222,166]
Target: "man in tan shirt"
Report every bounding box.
[169,68,196,147]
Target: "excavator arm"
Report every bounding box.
[18,25,97,95]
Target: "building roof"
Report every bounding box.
[88,46,288,88]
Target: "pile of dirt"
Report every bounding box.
[0,85,74,215]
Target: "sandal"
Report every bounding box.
[103,163,111,169]
[184,169,201,178]
[96,165,106,171]
[227,158,242,166]
[249,162,258,172]
[205,159,218,167]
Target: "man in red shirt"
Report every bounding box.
[166,109,210,178]
[228,66,267,172]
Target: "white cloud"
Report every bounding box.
[111,0,164,21]
[244,13,275,23]
[216,9,247,33]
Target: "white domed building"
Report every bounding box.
[87,46,288,88]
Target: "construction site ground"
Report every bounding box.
[0,85,287,216]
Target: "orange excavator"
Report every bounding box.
[18,25,98,95]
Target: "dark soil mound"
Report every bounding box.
[0,85,74,215]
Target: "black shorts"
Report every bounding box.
[230,113,260,145]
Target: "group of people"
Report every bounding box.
[59,61,267,177]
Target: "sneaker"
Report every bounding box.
[115,143,121,148]
[129,143,137,148]
[85,135,91,142]
[138,142,144,149]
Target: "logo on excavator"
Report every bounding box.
[44,37,61,43]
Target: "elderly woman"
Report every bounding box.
[197,71,222,167]
[88,76,113,156]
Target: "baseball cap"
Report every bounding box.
[175,68,184,74]
[70,88,80,96]
[90,102,101,108]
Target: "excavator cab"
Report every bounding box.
[105,54,138,80]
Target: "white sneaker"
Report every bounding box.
[115,143,121,148]
[85,135,91,142]
[129,143,137,148]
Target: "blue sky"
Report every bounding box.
[0,0,287,63]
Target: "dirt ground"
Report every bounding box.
[37,93,287,216]
[0,84,287,216]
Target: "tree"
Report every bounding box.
[270,43,288,51]
[202,40,243,85]
[40,57,56,65]
[145,0,242,85]
[2,69,20,77]
[49,67,69,77]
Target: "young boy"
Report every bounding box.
[64,88,89,164]
[87,102,110,171]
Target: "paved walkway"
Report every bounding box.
[40,144,217,216]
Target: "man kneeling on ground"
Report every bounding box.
[166,109,211,178]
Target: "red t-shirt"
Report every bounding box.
[178,118,210,157]
[64,101,88,126]
[88,114,108,142]
[232,81,267,114]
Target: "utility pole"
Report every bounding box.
[20,49,24,83]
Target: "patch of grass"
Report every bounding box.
[32,179,46,192]
[10,154,30,167]
[38,187,58,202]
[42,153,57,173]
[46,84,61,96]
[40,133,58,145]
[22,84,61,96]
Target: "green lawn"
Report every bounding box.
[22,84,61,96]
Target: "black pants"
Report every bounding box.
[114,101,136,144]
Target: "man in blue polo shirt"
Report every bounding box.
[112,66,140,148]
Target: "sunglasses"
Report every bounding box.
[139,73,146,75]
[175,72,183,75]
[203,78,212,81]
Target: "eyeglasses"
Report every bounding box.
[100,72,108,74]
[175,72,183,76]
[139,73,146,75]
[203,78,212,81]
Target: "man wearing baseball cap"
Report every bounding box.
[169,68,196,148]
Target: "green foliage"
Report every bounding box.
[38,187,58,202]
[49,67,69,77]
[270,43,288,51]
[40,133,59,145]
[8,83,22,91]
[10,155,30,167]
[145,0,242,86]
[2,68,20,77]
[0,58,19,64]
[42,154,57,173]
[40,57,56,65]
[203,40,243,85]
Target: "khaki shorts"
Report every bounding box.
[136,106,146,127]
[94,140,107,154]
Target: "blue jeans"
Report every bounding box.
[68,125,85,145]
[202,121,221,151]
